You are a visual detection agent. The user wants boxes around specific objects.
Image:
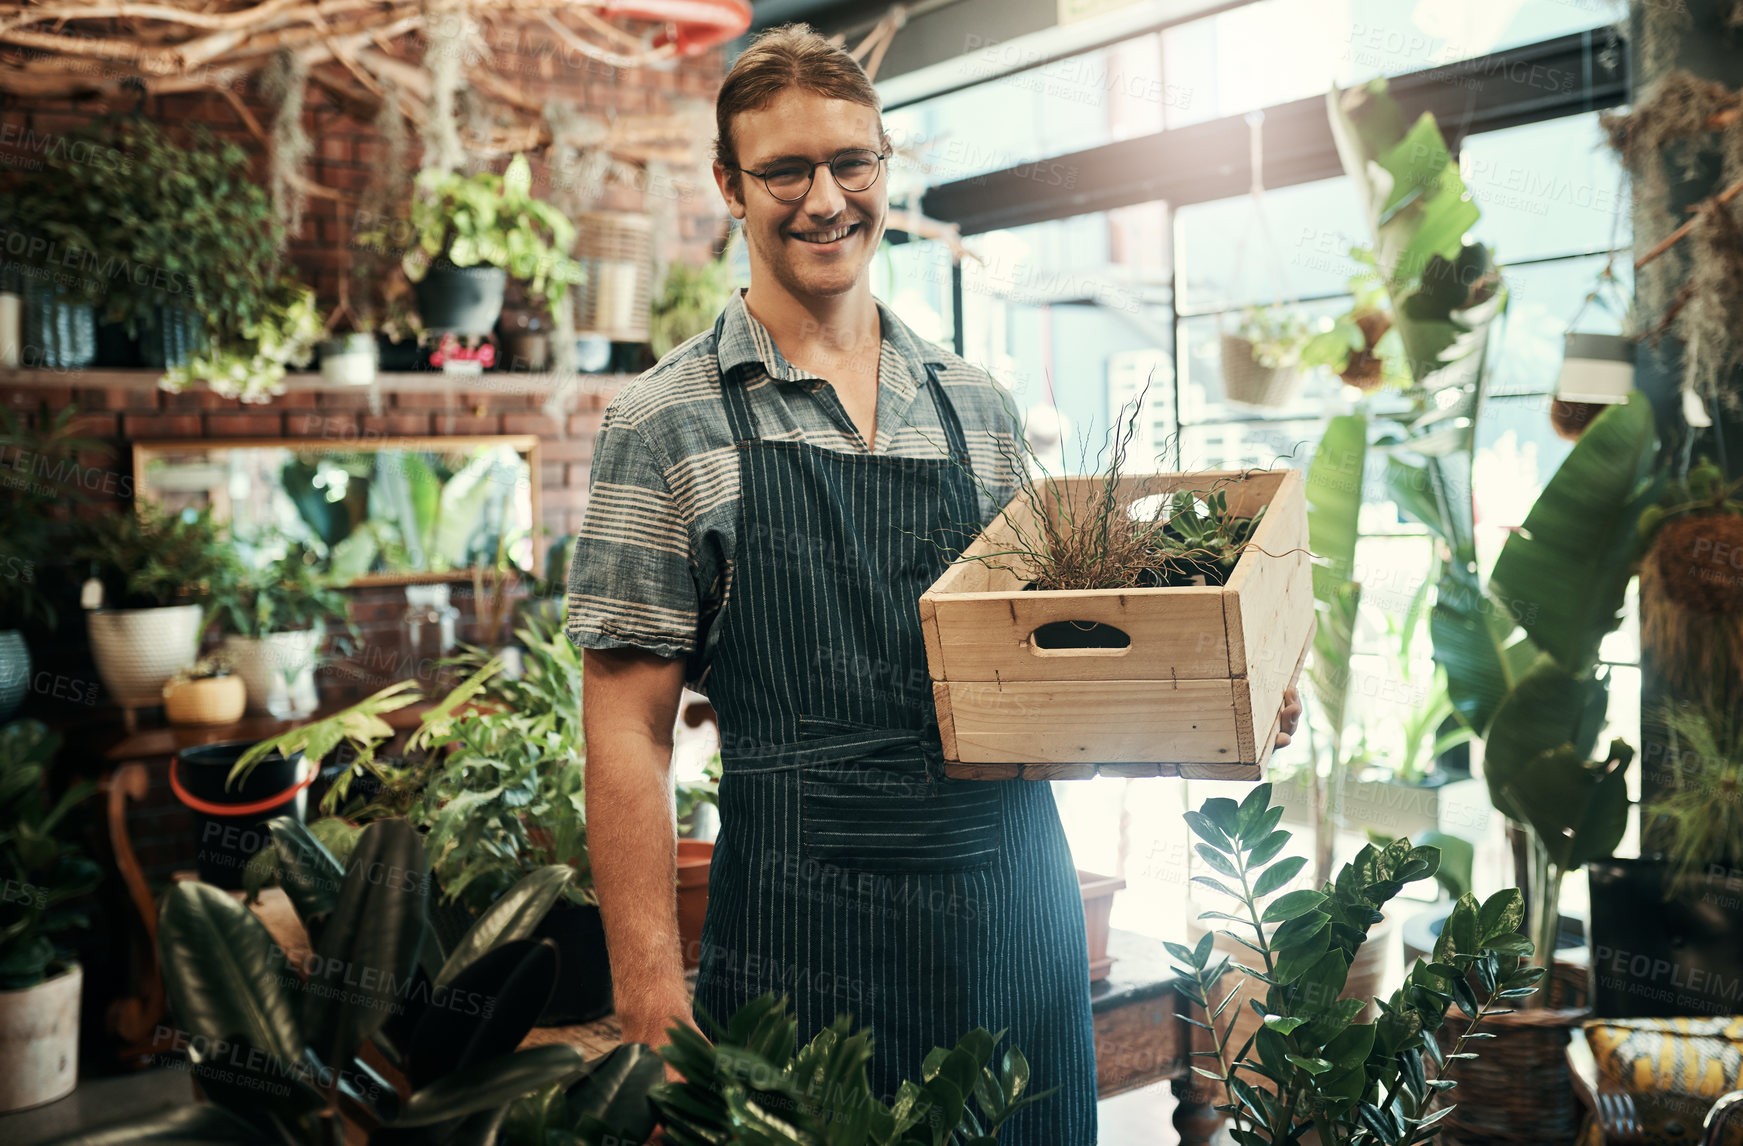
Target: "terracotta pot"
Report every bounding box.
[1078,870,1125,982]
[86,604,203,708]
[676,839,713,971]
[162,674,247,726]
[0,963,81,1112]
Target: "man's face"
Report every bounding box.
[715,90,887,302]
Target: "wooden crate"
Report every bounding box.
[919,470,1315,781]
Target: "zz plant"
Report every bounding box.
[1169,783,1542,1146]
[649,992,1050,1145]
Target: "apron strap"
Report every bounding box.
[714,307,762,443]
[919,361,974,472]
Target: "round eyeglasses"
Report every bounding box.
[731,148,888,202]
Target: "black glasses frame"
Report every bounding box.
[729,149,889,202]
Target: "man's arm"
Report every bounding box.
[582,644,697,1059]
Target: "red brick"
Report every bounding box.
[286,413,359,439]
[346,598,403,624]
[540,462,567,489]
[361,413,433,437]
[163,388,227,410]
[206,413,285,438]
[503,412,562,436]
[122,414,202,438]
[67,412,119,438]
[5,385,73,409]
[434,413,501,435]
[542,486,588,510]
[391,391,457,411]
[463,390,540,410]
[316,390,377,409]
[567,410,605,439]
[537,437,591,462]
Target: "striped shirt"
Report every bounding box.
[565,286,1026,691]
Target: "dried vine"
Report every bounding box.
[259,48,311,244]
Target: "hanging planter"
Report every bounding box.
[1557,331,1635,403]
[1220,331,1305,407]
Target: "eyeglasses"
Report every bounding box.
[730,148,888,202]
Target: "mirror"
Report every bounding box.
[132,435,542,585]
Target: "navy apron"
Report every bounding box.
[693,310,1098,1143]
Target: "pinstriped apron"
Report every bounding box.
[692,310,1098,1143]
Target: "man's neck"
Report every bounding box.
[741,281,881,380]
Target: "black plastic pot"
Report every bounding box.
[1588,858,1743,1018]
[0,630,27,722]
[22,286,95,370]
[138,304,206,369]
[530,899,613,1026]
[171,740,308,889]
[414,265,506,336]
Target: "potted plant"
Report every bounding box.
[72,503,238,713]
[45,818,633,1145]
[650,231,738,361]
[1169,781,1542,1145]
[161,654,246,726]
[0,403,103,721]
[0,189,102,370]
[921,389,1314,778]
[0,720,100,1113]
[212,545,354,718]
[160,277,324,404]
[3,117,287,374]
[400,154,585,336]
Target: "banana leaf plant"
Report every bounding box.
[47,818,660,1146]
[1302,412,1368,886]
[1324,76,1509,736]
[1170,783,1542,1146]
[648,993,1051,1145]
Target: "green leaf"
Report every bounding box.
[1254,855,1308,898]
[1195,843,1241,879]
[437,865,572,989]
[157,882,303,1064]
[394,1044,591,1126]
[1286,1054,1334,1075]
[266,816,347,930]
[1184,810,1234,850]
[1236,783,1275,839]
[1247,829,1293,868]
[1476,889,1525,945]
[301,819,428,1069]
[1200,797,1242,840]
[1261,889,1327,923]
[1263,1015,1308,1035]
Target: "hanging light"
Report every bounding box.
[1555,331,1635,404]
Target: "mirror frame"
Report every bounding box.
[130,434,545,587]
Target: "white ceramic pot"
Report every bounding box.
[86,605,203,708]
[0,962,81,1112]
[223,628,323,718]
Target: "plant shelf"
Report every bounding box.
[919,469,1315,781]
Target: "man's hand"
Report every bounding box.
[1273,685,1303,749]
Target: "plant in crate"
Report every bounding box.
[47,817,664,1146]
[1168,782,1542,1146]
[917,380,1314,778]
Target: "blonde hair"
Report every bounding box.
[714,23,885,187]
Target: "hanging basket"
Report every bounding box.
[1220,333,1304,407]
[572,211,653,342]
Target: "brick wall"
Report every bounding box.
[2,22,733,301]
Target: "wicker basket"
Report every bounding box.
[1435,960,1588,1146]
[1220,333,1304,407]
[572,211,653,342]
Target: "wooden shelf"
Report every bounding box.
[0,367,638,396]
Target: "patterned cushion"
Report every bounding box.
[1584,1016,1743,1145]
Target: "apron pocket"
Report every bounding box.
[797,717,1002,873]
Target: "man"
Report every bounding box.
[569,24,1302,1143]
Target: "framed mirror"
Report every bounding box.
[132,435,543,585]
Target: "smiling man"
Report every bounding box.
[569,24,1298,1143]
